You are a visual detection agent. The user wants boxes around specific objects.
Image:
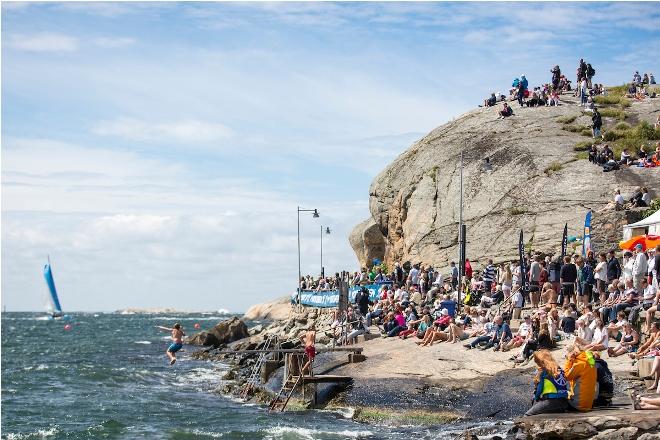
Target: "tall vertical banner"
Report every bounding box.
[582,210,592,257]
[518,230,528,294]
[561,223,568,258]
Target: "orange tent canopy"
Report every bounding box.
[619,234,660,251]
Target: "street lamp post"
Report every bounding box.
[458,150,464,313]
[321,226,331,278]
[297,206,319,305]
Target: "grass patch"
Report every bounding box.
[614,122,631,131]
[574,141,593,151]
[544,162,563,175]
[603,130,627,141]
[563,124,590,133]
[353,407,460,425]
[509,207,529,216]
[580,128,593,137]
[575,151,589,160]
[598,108,627,121]
[593,95,621,105]
[556,115,578,124]
[626,120,660,140]
[607,84,630,98]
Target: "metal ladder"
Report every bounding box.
[239,336,275,400]
[268,371,302,412]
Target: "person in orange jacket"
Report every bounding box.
[564,346,598,411]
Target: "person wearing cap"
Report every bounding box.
[633,244,648,294]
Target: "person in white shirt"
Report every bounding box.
[641,188,651,206]
[633,244,648,293]
[576,318,593,343]
[614,189,625,206]
[622,251,634,282]
[578,319,608,351]
[503,315,532,351]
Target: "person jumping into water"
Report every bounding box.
[156,323,185,365]
[299,324,316,376]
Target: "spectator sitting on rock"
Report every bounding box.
[633,71,642,85]
[483,92,497,107]
[524,349,569,416]
[607,322,639,357]
[626,83,637,98]
[498,102,513,118]
[650,73,656,84]
[614,189,625,209]
[643,73,650,84]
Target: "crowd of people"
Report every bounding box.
[588,141,660,171]
[330,242,660,415]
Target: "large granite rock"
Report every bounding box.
[187,317,249,346]
[351,94,660,270]
[243,296,292,321]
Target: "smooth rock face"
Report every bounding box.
[187,317,249,346]
[351,96,660,270]
[243,296,292,321]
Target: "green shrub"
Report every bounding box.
[544,162,563,175]
[626,121,658,140]
[614,122,631,131]
[563,124,589,133]
[599,108,627,121]
[619,98,631,108]
[603,130,627,141]
[580,128,592,137]
[607,84,629,97]
[509,207,529,216]
[642,201,660,219]
[575,151,589,160]
[593,95,621,105]
[574,141,592,151]
[556,115,578,124]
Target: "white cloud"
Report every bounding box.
[93,37,135,48]
[8,32,78,52]
[92,118,233,144]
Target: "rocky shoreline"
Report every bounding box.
[186,308,659,439]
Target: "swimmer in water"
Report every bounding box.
[156,323,185,365]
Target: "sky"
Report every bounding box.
[2,2,659,312]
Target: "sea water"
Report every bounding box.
[1,312,506,439]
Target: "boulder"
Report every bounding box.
[351,94,660,271]
[187,317,249,346]
[243,296,292,321]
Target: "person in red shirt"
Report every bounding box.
[465,259,473,280]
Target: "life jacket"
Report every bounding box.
[535,369,569,400]
[564,351,597,411]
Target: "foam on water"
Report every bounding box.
[134,341,152,344]
[4,427,59,439]
[264,426,374,439]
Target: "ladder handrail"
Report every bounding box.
[240,336,277,399]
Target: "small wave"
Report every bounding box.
[217,309,230,315]
[22,364,49,372]
[264,426,373,439]
[319,407,355,419]
[134,341,152,345]
[4,427,59,439]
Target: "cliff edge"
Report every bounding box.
[351,92,660,270]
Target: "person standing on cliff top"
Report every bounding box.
[299,324,316,376]
[156,323,185,365]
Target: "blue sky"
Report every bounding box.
[2,2,659,312]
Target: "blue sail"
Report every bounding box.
[43,263,63,314]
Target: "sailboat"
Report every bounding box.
[43,256,70,320]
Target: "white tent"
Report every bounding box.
[623,209,660,240]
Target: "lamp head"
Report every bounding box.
[312,209,319,218]
[325,227,331,234]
